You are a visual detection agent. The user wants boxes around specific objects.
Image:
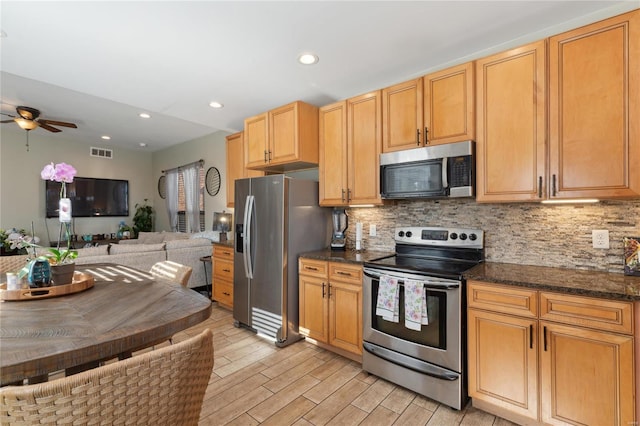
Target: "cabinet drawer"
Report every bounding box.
[299,258,328,278]
[214,259,233,281]
[540,292,633,335]
[329,262,362,285]
[213,244,234,259]
[468,280,537,318]
[214,280,233,307]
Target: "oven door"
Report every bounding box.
[363,267,463,372]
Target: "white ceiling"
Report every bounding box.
[1,1,638,152]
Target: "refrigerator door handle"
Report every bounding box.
[243,195,255,279]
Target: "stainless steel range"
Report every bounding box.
[362,226,484,410]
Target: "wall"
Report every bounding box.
[0,127,153,245]
[152,131,229,232]
[345,199,640,274]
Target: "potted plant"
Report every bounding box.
[132,199,154,238]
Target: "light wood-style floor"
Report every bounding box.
[170,304,517,426]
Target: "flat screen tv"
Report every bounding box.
[45,177,129,218]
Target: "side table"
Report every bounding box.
[199,255,212,298]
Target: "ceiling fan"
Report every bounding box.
[1,106,77,133]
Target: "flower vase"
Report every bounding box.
[50,263,76,286]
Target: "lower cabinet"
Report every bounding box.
[467,280,636,426]
[212,244,234,309]
[299,258,362,361]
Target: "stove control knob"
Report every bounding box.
[405,231,413,238]
[469,233,477,241]
[450,233,458,240]
[398,231,405,237]
[459,233,468,240]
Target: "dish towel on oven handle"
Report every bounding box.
[375,275,399,322]
[404,279,429,331]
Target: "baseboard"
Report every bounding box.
[471,398,541,426]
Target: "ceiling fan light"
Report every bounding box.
[298,53,319,65]
[15,118,38,130]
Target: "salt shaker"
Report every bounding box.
[6,272,20,290]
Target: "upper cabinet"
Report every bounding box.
[424,62,475,146]
[475,41,547,203]
[476,9,640,202]
[382,62,475,152]
[226,132,263,208]
[548,9,640,200]
[319,91,383,206]
[244,101,319,173]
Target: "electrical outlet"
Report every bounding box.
[369,224,377,237]
[592,230,610,249]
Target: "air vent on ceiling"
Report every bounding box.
[90,147,113,159]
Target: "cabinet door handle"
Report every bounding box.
[538,176,543,198]
[223,292,230,296]
[305,266,318,271]
[341,189,346,203]
[347,188,352,202]
[552,175,557,197]
[264,150,268,163]
[416,128,421,145]
[268,150,272,161]
[424,127,429,145]
[222,269,231,273]
[529,324,533,349]
[322,282,326,298]
[328,283,332,298]
[543,326,548,351]
[336,271,352,276]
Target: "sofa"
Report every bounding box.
[73,232,214,288]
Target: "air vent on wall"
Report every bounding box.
[90,147,113,159]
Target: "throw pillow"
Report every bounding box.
[110,242,165,255]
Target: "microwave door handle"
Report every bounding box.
[442,157,449,189]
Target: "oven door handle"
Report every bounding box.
[363,342,459,381]
[363,269,460,290]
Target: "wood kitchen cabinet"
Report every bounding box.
[381,62,475,152]
[476,9,640,202]
[468,280,636,426]
[475,40,547,203]
[319,91,382,206]
[225,131,263,208]
[244,101,319,172]
[548,9,640,199]
[298,258,363,361]
[212,244,234,309]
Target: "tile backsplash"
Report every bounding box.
[345,199,640,274]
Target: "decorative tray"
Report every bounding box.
[0,272,95,301]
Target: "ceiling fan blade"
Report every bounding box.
[1,119,15,123]
[39,119,77,128]
[37,122,62,133]
[16,106,39,120]
[1,112,16,117]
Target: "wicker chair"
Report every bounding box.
[150,260,193,287]
[0,254,30,275]
[0,328,214,425]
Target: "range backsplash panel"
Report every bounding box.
[346,199,640,274]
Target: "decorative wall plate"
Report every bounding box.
[157,175,166,199]
[206,167,221,196]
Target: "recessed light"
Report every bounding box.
[209,101,224,109]
[139,143,147,147]
[101,135,111,140]
[139,113,151,119]
[298,53,319,65]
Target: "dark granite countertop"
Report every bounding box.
[213,240,234,249]
[465,262,640,301]
[299,249,394,265]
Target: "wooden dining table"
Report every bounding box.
[0,263,212,386]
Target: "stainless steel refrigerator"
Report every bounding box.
[233,175,331,347]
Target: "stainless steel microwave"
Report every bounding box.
[380,141,475,200]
